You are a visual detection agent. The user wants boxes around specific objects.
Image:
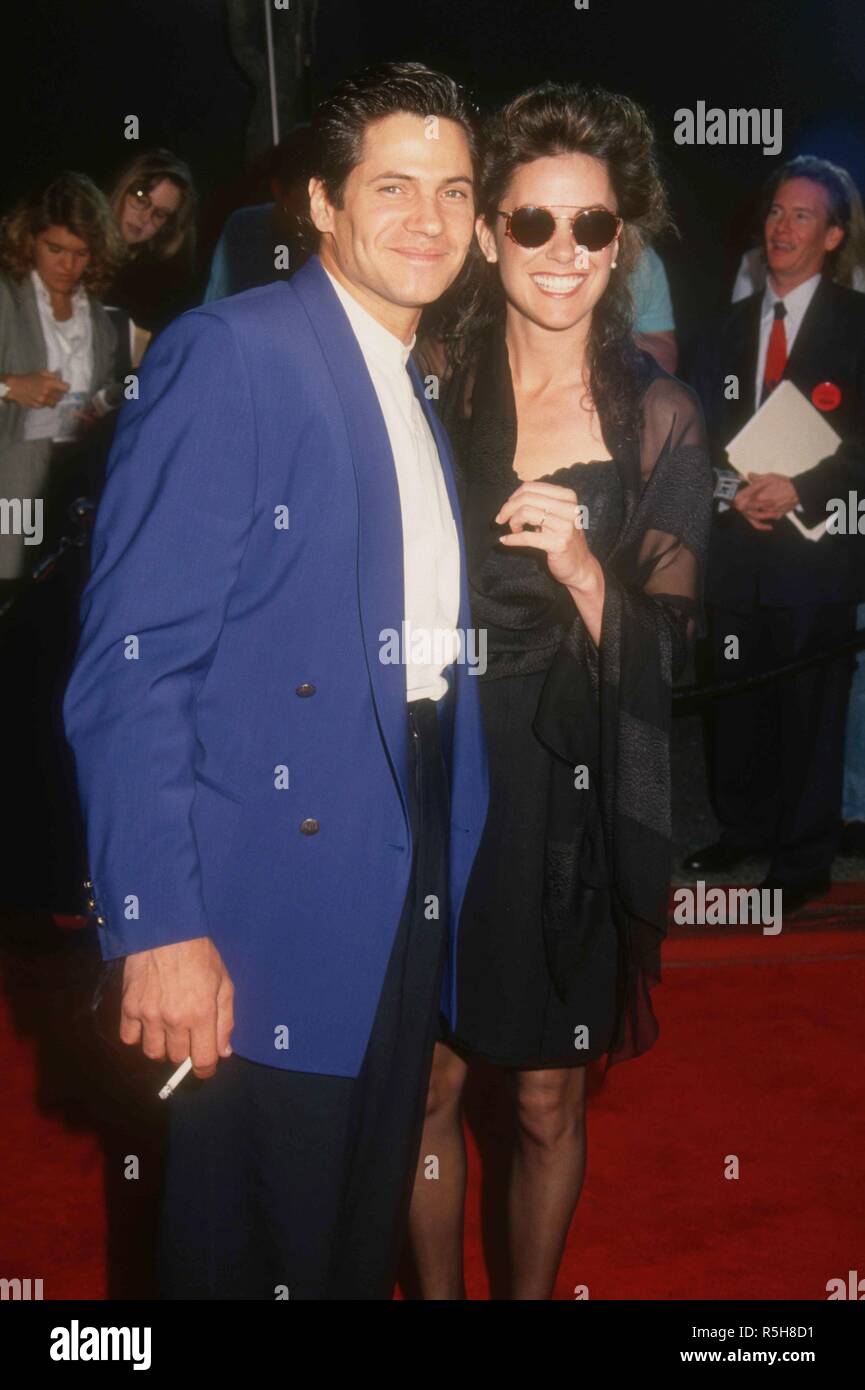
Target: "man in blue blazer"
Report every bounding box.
[63,63,488,1299]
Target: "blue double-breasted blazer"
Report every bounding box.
[63,255,489,1077]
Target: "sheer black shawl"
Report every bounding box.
[439,327,714,1070]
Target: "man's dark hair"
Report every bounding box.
[308,61,479,211]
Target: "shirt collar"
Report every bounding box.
[323,265,415,375]
[31,267,89,319]
[761,270,822,321]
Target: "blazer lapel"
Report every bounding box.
[290,258,410,809]
[15,277,49,371]
[784,275,832,384]
[408,357,488,827]
[90,301,116,391]
[14,277,114,390]
[408,359,471,634]
[736,293,763,421]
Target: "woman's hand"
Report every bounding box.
[496,479,605,645]
[3,370,70,409]
[495,480,596,590]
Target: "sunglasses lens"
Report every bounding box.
[509,206,557,248]
[574,210,619,251]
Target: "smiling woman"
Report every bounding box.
[409,81,714,1301]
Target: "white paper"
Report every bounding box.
[22,391,87,443]
[726,380,842,541]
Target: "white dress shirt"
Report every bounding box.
[29,268,94,441]
[754,271,822,410]
[733,248,865,303]
[324,267,461,702]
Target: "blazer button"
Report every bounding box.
[83,878,93,891]
[295,683,316,697]
[300,817,320,835]
[86,897,97,912]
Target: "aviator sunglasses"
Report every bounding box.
[497,204,622,251]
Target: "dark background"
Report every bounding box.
[2,0,864,349]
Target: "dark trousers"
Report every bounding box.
[158,697,450,1300]
[707,601,857,884]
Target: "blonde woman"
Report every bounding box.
[105,149,197,335]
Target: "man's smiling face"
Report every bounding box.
[309,112,475,331]
[764,176,844,290]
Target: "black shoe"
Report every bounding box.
[839,820,865,857]
[758,876,831,916]
[682,840,762,872]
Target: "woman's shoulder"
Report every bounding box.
[629,353,708,466]
[636,351,698,410]
[637,353,705,439]
[0,270,27,308]
[87,291,114,326]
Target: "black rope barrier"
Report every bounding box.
[0,498,95,623]
[674,625,865,708]
[3,503,864,713]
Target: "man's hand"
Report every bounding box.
[733,472,801,531]
[4,370,70,408]
[120,937,234,1079]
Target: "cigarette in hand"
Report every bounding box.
[158,1056,193,1100]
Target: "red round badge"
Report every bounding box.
[811,381,841,411]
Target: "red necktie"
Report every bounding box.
[761,300,787,403]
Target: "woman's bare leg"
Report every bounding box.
[507,1065,588,1299]
[407,1041,470,1299]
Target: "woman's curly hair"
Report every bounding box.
[0,172,126,295]
[432,82,674,446]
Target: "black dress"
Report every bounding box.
[448,459,624,1068]
[437,323,715,1072]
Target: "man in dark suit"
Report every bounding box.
[63,63,488,1299]
[687,156,865,911]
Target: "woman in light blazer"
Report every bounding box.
[0,172,124,583]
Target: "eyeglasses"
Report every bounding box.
[127,187,176,226]
[497,205,622,252]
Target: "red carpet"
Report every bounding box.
[2,894,864,1300]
